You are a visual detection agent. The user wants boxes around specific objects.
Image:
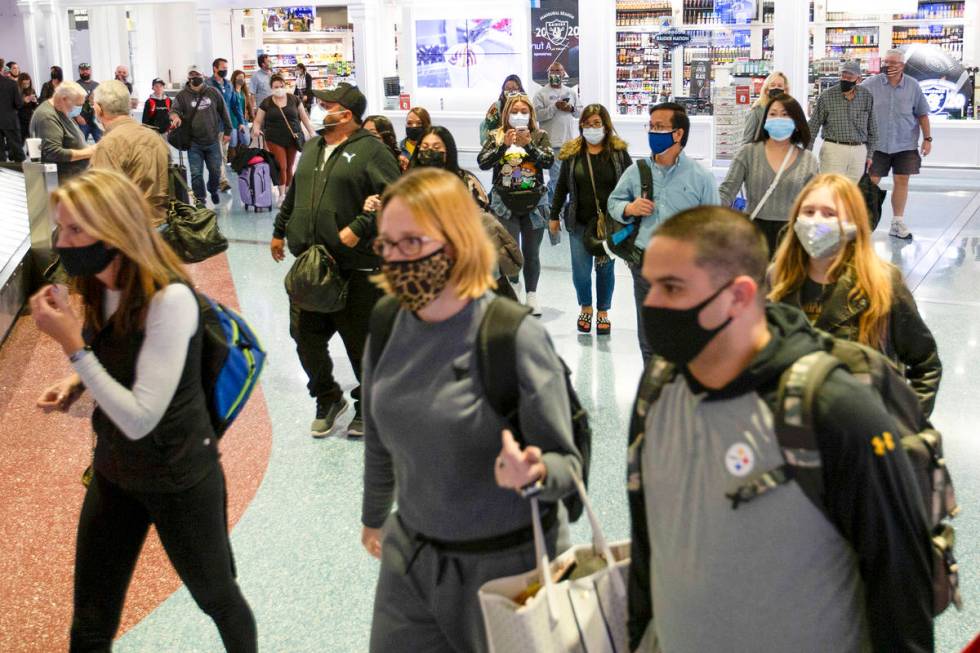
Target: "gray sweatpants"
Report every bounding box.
[370,512,567,653]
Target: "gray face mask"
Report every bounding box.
[793,215,857,259]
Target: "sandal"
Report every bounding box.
[596,315,611,335]
[577,311,593,334]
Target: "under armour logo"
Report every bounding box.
[871,432,896,457]
[342,152,356,163]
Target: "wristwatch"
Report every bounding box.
[68,346,92,363]
[923,137,933,142]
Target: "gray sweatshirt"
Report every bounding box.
[361,293,582,541]
[719,141,819,222]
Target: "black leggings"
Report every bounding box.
[70,465,256,653]
[503,214,544,292]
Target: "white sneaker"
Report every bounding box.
[889,219,913,240]
[526,292,542,316]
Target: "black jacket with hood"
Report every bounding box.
[273,127,401,271]
[778,266,941,417]
[626,303,933,653]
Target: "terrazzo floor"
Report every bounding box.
[1,161,978,652]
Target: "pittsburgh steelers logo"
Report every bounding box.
[725,443,755,477]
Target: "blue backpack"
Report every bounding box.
[197,294,266,437]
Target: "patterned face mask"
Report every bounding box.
[381,248,454,312]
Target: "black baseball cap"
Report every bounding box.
[152,78,165,86]
[312,83,366,120]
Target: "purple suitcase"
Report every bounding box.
[238,162,274,212]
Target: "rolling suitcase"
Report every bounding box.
[239,157,274,212]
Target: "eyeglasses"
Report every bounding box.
[372,235,442,257]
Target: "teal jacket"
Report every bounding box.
[274,128,401,270]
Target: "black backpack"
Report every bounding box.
[603,159,651,267]
[369,295,592,521]
[630,332,961,615]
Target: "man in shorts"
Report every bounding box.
[862,49,932,240]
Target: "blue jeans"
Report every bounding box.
[546,146,562,208]
[79,119,102,143]
[569,227,614,311]
[188,141,223,202]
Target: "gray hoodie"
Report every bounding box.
[171,83,231,147]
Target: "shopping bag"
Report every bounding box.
[478,473,630,653]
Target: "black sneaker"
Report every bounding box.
[311,398,349,438]
[210,191,220,206]
[347,412,365,438]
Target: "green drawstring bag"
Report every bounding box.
[284,244,349,313]
[161,199,228,263]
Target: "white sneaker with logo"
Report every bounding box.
[889,219,913,240]
[526,292,542,317]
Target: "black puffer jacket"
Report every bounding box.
[778,267,941,416]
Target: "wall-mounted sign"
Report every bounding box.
[654,29,693,48]
[531,0,580,86]
[735,86,751,104]
[902,43,970,116]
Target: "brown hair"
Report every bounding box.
[656,206,769,301]
[407,107,432,132]
[493,94,539,143]
[769,174,894,348]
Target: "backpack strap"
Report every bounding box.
[636,159,653,200]
[367,295,401,372]
[726,351,842,514]
[477,297,532,430]
[627,357,677,493]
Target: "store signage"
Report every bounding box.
[714,0,755,25]
[399,94,411,111]
[920,78,966,115]
[690,60,711,100]
[735,86,751,105]
[531,0,581,86]
[654,30,693,48]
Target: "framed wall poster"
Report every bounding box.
[531,0,580,87]
[415,18,519,89]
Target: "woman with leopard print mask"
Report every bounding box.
[359,168,583,653]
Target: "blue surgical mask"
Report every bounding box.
[764,117,796,141]
[68,105,83,119]
[648,130,676,155]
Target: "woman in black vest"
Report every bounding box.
[29,169,256,652]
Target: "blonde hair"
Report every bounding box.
[492,94,538,145]
[378,168,496,299]
[52,168,189,334]
[53,80,86,103]
[93,79,131,116]
[769,173,894,349]
[753,71,790,108]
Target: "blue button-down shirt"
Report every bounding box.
[861,73,930,155]
[608,152,720,250]
[206,76,244,132]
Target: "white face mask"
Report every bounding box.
[582,126,605,145]
[793,215,857,259]
[272,87,287,98]
[509,112,530,129]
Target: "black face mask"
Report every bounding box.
[406,126,424,142]
[217,69,228,78]
[840,79,857,92]
[55,241,117,277]
[642,279,734,366]
[767,88,783,100]
[190,77,204,88]
[416,149,446,168]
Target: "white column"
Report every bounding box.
[87,5,127,81]
[19,0,71,77]
[129,4,158,99]
[196,7,213,73]
[349,0,384,115]
[773,0,809,109]
[579,0,615,107]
